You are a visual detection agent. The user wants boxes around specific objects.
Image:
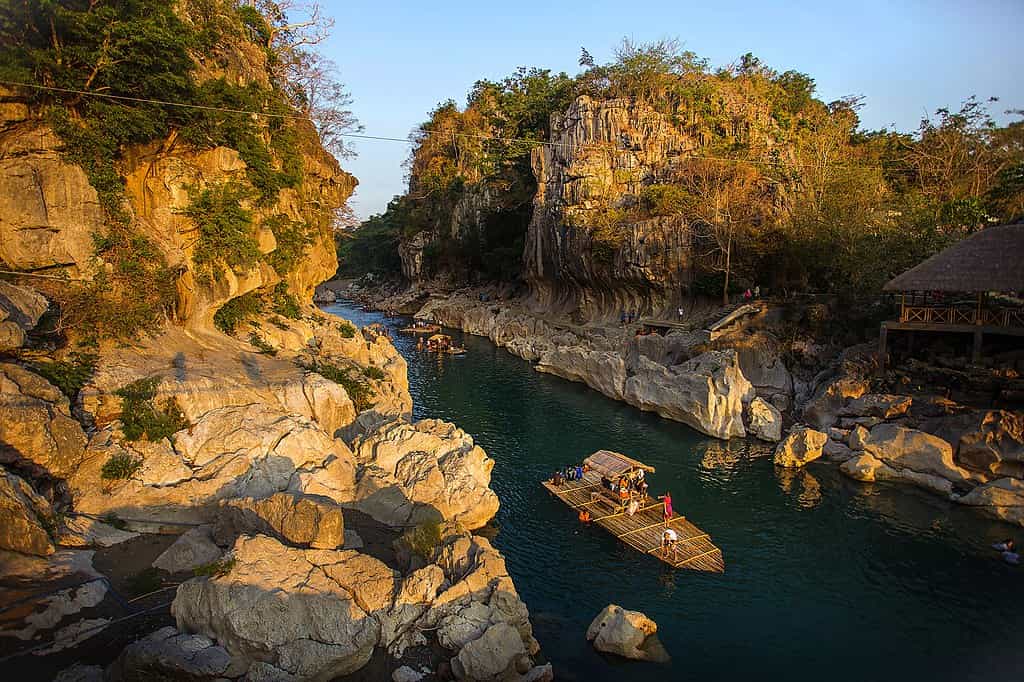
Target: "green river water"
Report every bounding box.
[324,301,1023,682]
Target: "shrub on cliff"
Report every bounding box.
[115,377,189,442]
[33,352,98,399]
[181,183,262,286]
[213,292,264,334]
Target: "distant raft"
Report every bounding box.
[399,323,441,335]
[541,450,725,573]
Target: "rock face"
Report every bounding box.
[747,397,783,442]
[173,534,398,681]
[861,424,969,484]
[623,350,755,439]
[773,428,828,468]
[152,526,223,574]
[0,281,48,351]
[350,419,499,530]
[68,403,357,524]
[525,96,697,316]
[585,604,664,662]
[955,411,1024,480]
[213,492,346,549]
[0,467,54,556]
[0,362,88,480]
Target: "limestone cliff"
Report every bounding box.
[525,96,697,316]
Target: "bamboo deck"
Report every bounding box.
[541,471,725,573]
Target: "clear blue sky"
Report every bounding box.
[321,0,1023,220]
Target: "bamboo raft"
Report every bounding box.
[398,324,441,335]
[541,450,725,573]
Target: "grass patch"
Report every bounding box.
[248,333,277,356]
[115,377,189,442]
[403,520,442,560]
[32,352,98,399]
[337,321,356,338]
[101,452,143,480]
[362,365,386,381]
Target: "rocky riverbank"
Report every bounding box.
[352,281,1024,531]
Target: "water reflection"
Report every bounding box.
[775,466,823,509]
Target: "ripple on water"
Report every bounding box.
[322,302,1024,682]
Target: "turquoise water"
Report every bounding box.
[324,302,1024,681]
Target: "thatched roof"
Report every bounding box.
[884,224,1024,293]
[584,450,655,479]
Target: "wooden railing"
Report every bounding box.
[899,304,1024,328]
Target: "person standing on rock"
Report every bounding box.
[660,492,674,522]
[677,306,684,320]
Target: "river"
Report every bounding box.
[323,301,1023,681]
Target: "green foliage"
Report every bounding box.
[213,292,263,334]
[115,377,189,442]
[248,333,277,356]
[337,321,356,338]
[33,352,98,399]
[193,557,237,577]
[362,365,386,380]
[306,361,374,411]
[264,215,313,276]
[269,282,302,319]
[403,520,442,560]
[101,452,143,481]
[181,183,261,285]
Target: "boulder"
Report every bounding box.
[53,664,105,682]
[622,350,755,439]
[802,377,870,430]
[747,397,782,442]
[848,425,870,451]
[0,467,54,556]
[954,411,1024,479]
[840,393,912,420]
[862,424,969,484]
[451,622,526,680]
[213,492,346,549]
[58,515,139,548]
[823,440,855,462]
[773,428,828,468]
[585,604,666,662]
[0,281,48,350]
[955,478,1024,526]
[173,534,398,681]
[107,626,234,681]
[840,452,955,496]
[351,419,499,530]
[152,526,223,573]
[0,362,88,480]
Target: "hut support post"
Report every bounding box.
[877,323,888,372]
[972,329,983,364]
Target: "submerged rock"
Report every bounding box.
[107,626,234,681]
[585,604,667,662]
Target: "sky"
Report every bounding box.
[321,0,1024,220]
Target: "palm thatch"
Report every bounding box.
[884,224,1024,293]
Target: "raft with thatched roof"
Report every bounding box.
[541,450,725,573]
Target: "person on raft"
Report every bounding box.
[578,509,591,523]
[994,538,1015,552]
[661,527,678,557]
[659,492,674,522]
